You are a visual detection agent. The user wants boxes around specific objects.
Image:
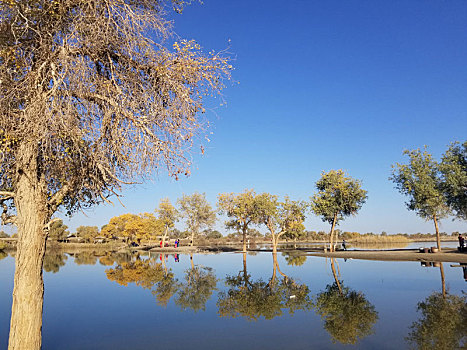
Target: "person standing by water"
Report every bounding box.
[342,239,347,251]
[458,234,465,250]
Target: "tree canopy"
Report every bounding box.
[101,213,163,243]
[0,0,231,221]
[47,219,69,241]
[391,148,450,221]
[218,189,259,252]
[177,192,216,246]
[311,170,367,251]
[311,170,367,225]
[75,225,99,243]
[440,141,467,221]
[255,193,308,253]
[390,148,450,249]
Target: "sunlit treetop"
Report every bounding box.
[390,148,450,220]
[311,170,368,225]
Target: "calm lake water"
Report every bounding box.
[0,249,466,349]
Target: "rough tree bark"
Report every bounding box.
[8,144,49,350]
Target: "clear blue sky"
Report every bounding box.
[64,0,467,235]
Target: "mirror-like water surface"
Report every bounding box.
[0,249,466,349]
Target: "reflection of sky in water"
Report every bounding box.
[0,251,465,349]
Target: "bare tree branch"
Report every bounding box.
[0,191,15,199]
[1,202,16,225]
[43,218,61,233]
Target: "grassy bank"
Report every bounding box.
[350,235,410,243]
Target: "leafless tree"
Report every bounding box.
[0,1,231,349]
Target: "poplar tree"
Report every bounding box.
[156,198,179,247]
[218,189,258,253]
[255,194,308,254]
[0,1,230,348]
[177,192,216,246]
[311,170,367,252]
[390,148,450,250]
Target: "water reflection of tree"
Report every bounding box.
[282,251,307,266]
[73,251,99,265]
[98,251,132,267]
[175,264,217,312]
[106,259,165,289]
[43,252,67,273]
[217,252,311,320]
[314,259,378,345]
[406,292,467,349]
[105,254,218,311]
[153,270,179,307]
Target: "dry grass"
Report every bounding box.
[350,235,410,243]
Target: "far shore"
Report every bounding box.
[2,239,467,263]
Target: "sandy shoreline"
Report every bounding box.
[302,249,467,263]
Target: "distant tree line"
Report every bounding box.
[37,141,466,250]
[3,141,460,250]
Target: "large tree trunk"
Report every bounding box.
[329,212,338,252]
[9,144,48,350]
[433,214,441,250]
